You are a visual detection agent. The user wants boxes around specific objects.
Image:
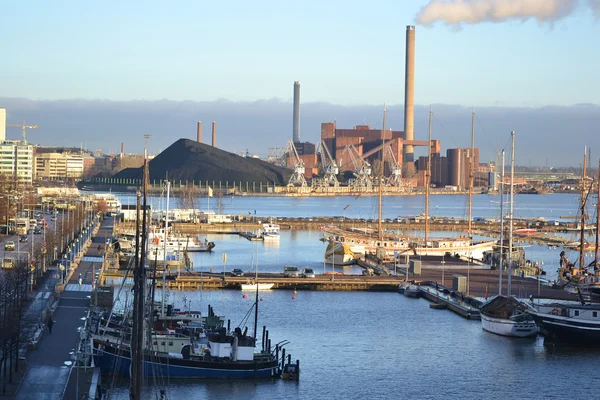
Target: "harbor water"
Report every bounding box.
[103,193,600,398]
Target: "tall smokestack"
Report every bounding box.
[197,121,202,143]
[120,142,124,158]
[212,121,216,147]
[293,81,300,143]
[403,25,415,177]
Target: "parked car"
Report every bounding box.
[302,268,316,278]
[231,268,244,277]
[19,235,28,243]
[4,241,15,251]
[33,226,42,234]
[283,266,300,278]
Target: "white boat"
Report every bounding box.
[240,282,275,291]
[149,228,215,252]
[480,296,537,338]
[324,242,357,265]
[261,223,280,241]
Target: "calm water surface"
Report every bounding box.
[104,193,600,399]
[107,290,600,399]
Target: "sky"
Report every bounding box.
[1,0,599,166]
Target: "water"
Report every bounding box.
[106,290,600,399]
[102,193,600,398]
[115,192,584,221]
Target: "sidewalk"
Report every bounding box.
[15,219,114,399]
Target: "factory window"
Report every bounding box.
[168,341,174,346]
[593,311,598,318]
[161,341,166,346]
[574,310,580,317]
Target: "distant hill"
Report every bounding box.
[113,138,292,185]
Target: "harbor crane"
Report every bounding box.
[315,141,339,187]
[341,144,372,190]
[383,144,403,187]
[284,139,307,187]
[7,121,38,143]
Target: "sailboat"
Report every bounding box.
[527,152,600,346]
[240,241,275,291]
[480,131,538,338]
[321,107,495,262]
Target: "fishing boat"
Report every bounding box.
[324,242,357,265]
[480,296,537,338]
[261,223,280,241]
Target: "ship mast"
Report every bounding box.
[468,108,474,242]
[507,131,515,297]
[425,105,432,245]
[580,148,587,271]
[131,151,149,400]
[594,160,600,273]
[498,150,505,295]
[378,104,387,241]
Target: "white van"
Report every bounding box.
[283,266,299,278]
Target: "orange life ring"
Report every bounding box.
[153,237,159,244]
[551,308,561,316]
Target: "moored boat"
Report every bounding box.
[241,282,275,291]
[528,301,600,345]
[324,242,357,265]
[261,223,280,241]
[480,296,537,338]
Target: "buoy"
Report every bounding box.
[293,289,297,295]
[242,294,248,299]
[260,297,264,301]
[292,296,296,300]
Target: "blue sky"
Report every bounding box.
[2,0,599,107]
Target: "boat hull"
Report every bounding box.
[93,343,280,379]
[529,312,600,345]
[240,283,275,291]
[324,253,356,266]
[480,313,537,338]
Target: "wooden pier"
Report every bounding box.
[101,270,402,291]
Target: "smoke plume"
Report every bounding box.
[416,0,579,26]
[590,0,600,17]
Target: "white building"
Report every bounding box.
[0,140,34,185]
[0,108,6,142]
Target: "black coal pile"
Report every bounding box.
[113,139,292,185]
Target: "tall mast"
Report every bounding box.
[130,189,142,400]
[425,105,432,244]
[131,155,148,400]
[378,104,387,241]
[580,148,587,270]
[161,180,170,317]
[468,108,474,241]
[498,150,505,295]
[594,160,600,273]
[507,131,515,297]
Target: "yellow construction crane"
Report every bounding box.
[7,121,38,143]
